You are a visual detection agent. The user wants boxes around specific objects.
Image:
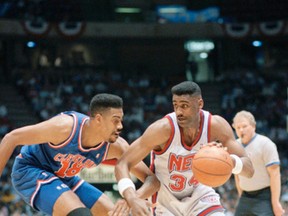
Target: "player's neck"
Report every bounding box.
[182,128,200,146]
[81,136,104,149]
[182,117,201,146]
[81,120,104,148]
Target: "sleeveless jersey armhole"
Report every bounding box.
[153,115,175,155]
[48,113,78,149]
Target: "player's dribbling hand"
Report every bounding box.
[201,141,227,151]
[110,197,155,216]
[129,198,155,216]
[108,199,130,216]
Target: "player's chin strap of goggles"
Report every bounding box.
[118,178,136,197]
[230,154,243,174]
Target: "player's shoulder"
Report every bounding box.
[45,112,75,132]
[210,114,229,126]
[60,111,88,120]
[149,116,171,131]
[50,112,74,123]
[209,114,235,138]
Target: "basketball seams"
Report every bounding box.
[191,146,233,187]
[192,158,232,176]
[193,157,234,168]
[192,166,231,176]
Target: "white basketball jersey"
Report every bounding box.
[150,110,212,200]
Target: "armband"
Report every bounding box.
[230,154,243,174]
[118,178,136,197]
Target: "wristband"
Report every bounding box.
[230,154,243,174]
[118,178,136,197]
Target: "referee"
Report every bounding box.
[232,110,285,216]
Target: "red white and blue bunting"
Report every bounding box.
[21,20,52,38]
[55,21,86,39]
[222,22,252,39]
[223,20,287,38]
[257,20,286,37]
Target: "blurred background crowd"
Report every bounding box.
[0,0,288,215]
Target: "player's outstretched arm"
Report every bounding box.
[0,134,17,176]
[113,119,170,216]
[107,136,160,200]
[0,114,73,176]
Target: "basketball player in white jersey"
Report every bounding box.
[112,81,254,216]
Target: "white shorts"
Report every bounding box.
[152,184,225,216]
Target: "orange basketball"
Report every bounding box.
[192,145,233,187]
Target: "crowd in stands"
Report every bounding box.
[0,65,287,215]
[11,67,175,144]
[0,105,13,138]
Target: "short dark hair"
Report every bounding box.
[89,93,123,117]
[171,81,202,96]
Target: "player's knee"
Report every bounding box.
[67,207,92,216]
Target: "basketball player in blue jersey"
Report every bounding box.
[0,93,160,216]
[113,81,254,216]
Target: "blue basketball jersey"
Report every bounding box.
[11,111,111,214]
[19,111,110,179]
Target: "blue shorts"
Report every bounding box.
[11,156,103,215]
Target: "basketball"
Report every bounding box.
[192,145,233,187]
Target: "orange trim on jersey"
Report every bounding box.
[72,179,85,191]
[153,115,175,155]
[181,110,204,151]
[101,143,110,162]
[151,191,158,215]
[77,118,110,153]
[151,191,158,203]
[48,113,78,149]
[207,112,212,142]
[198,205,224,216]
[102,159,117,166]
[150,151,155,173]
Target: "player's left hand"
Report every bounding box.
[109,199,130,216]
[129,198,154,216]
